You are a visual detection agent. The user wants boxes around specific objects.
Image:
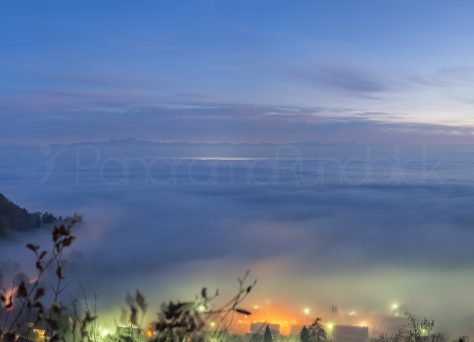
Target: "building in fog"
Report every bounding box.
[290,325,304,336]
[369,316,405,337]
[333,325,369,342]
[250,323,281,335]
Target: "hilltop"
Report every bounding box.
[0,193,57,235]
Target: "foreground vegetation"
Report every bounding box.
[0,217,256,342]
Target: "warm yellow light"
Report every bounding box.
[349,310,357,316]
[33,329,46,342]
[197,304,206,313]
[326,322,334,331]
[391,302,399,310]
[210,321,216,328]
[303,307,311,315]
[360,322,368,327]
[146,330,153,338]
[253,305,260,310]
[100,329,111,337]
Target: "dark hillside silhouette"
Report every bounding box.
[0,193,57,235]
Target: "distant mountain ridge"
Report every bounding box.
[2,138,474,163]
[0,194,57,235]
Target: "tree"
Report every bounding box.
[309,318,327,342]
[300,326,311,342]
[405,312,436,342]
[264,325,273,342]
[371,315,447,342]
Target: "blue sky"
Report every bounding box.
[4,2,474,333]
[2,0,474,144]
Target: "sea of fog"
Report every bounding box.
[1,142,474,335]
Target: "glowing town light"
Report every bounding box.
[326,322,334,331]
[360,322,368,328]
[33,329,46,342]
[420,328,429,336]
[100,329,111,337]
[303,307,311,315]
[253,305,260,310]
[349,310,357,316]
[197,304,207,313]
[210,321,216,328]
[391,302,399,310]
[146,330,154,338]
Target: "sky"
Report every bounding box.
[2,0,474,144]
[3,1,474,337]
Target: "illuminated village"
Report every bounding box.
[1,285,448,342]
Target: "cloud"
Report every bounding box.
[2,145,474,333]
[2,92,474,145]
[2,147,474,276]
[284,63,394,97]
[408,66,474,88]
